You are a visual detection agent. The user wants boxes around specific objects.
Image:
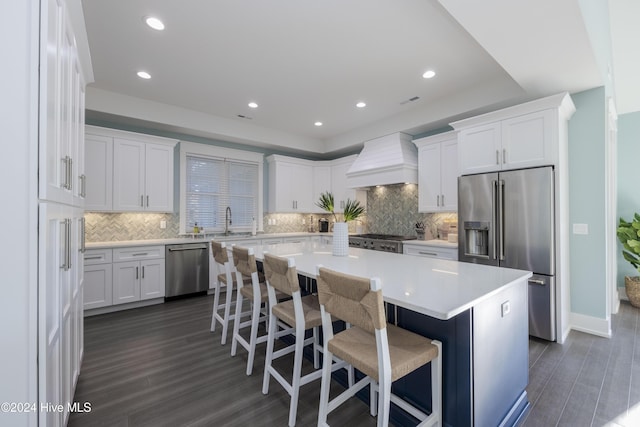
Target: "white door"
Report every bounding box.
[418,144,442,212]
[112,261,141,304]
[84,133,113,211]
[501,110,554,170]
[440,139,458,211]
[145,143,174,212]
[458,122,501,175]
[83,264,113,309]
[113,138,145,211]
[140,259,165,300]
[312,165,332,213]
[291,163,313,211]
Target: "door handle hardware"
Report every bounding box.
[496,150,500,165]
[142,266,145,279]
[419,252,438,257]
[146,195,149,207]
[84,256,102,260]
[167,247,207,252]
[80,217,86,253]
[491,180,498,260]
[436,195,440,206]
[132,253,149,257]
[503,149,507,164]
[68,158,73,191]
[441,194,444,206]
[80,174,86,197]
[528,279,546,286]
[498,180,505,261]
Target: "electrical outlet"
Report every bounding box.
[573,223,589,235]
[501,301,511,317]
[160,220,167,229]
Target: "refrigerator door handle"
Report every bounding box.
[498,179,505,261]
[492,180,498,260]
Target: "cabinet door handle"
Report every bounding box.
[136,266,139,280]
[80,217,86,253]
[62,156,70,190]
[60,219,69,270]
[68,158,73,191]
[80,174,86,198]
[441,194,445,206]
[142,266,145,279]
[146,195,149,207]
[419,251,438,257]
[436,195,440,206]
[84,256,102,260]
[503,148,507,164]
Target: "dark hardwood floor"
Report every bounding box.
[70,295,640,427]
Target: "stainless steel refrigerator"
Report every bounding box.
[458,166,556,341]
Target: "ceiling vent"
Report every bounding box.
[346,133,418,188]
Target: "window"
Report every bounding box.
[180,142,263,234]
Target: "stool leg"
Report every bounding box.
[317,348,333,426]
[262,310,277,395]
[312,326,320,370]
[245,299,261,375]
[230,288,243,357]
[288,324,305,427]
[377,376,392,427]
[220,279,235,345]
[211,279,222,332]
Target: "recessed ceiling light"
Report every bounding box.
[356,101,366,108]
[144,16,165,31]
[137,71,151,79]
[314,122,323,127]
[248,102,258,108]
[422,70,436,79]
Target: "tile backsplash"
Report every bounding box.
[85,184,456,242]
[85,212,180,242]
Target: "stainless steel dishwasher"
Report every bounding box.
[165,243,209,298]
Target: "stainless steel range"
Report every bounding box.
[348,234,416,253]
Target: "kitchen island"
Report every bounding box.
[251,241,532,427]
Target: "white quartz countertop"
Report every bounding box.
[250,242,531,320]
[403,239,458,248]
[85,232,327,249]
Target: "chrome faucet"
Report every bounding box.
[225,206,232,235]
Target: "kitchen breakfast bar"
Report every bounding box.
[249,241,532,427]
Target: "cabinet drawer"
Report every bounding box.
[283,237,309,244]
[113,245,164,261]
[84,249,113,265]
[403,244,458,260]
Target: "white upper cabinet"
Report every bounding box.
[330,155,366,213]
[85,127,177,212]
[84,132,113,211]
[452,94,572,175]
[312,164,332,214]
[267,155,314,212]
[414,132,458,212]
[267,154,366,214]
[39,0,86,208]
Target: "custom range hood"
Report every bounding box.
[346,132,418,188]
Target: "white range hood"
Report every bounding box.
[346,132,418,188]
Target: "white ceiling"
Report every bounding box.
[80,0,635,156]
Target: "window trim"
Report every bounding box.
[180,141,263,235]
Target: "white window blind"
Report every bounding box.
[185,155,258,232]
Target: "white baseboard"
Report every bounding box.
[570,312,611,338]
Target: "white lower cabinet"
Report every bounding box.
[113,246,165,304]
[403,243,458,260]
[83,249,113,310]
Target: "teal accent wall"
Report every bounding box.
[617,112,640,285]
[568,87,607,318]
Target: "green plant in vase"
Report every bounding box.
[316,191,364,256]
[617,213,640,307]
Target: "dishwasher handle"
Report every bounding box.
[168,246,208,252]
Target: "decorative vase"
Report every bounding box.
[333,222,349,256]
[625,276,640,308]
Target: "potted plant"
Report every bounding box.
[617,213,640,307]
[316,191,364,256]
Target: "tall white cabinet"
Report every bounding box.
[33,0,92,426]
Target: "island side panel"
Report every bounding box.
[473,278,529,426]
[394,307,473,427]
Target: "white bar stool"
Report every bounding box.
[210,240,253,345]
[316,266,442,427]
[230,246,269,376]
[262,253,329,426]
